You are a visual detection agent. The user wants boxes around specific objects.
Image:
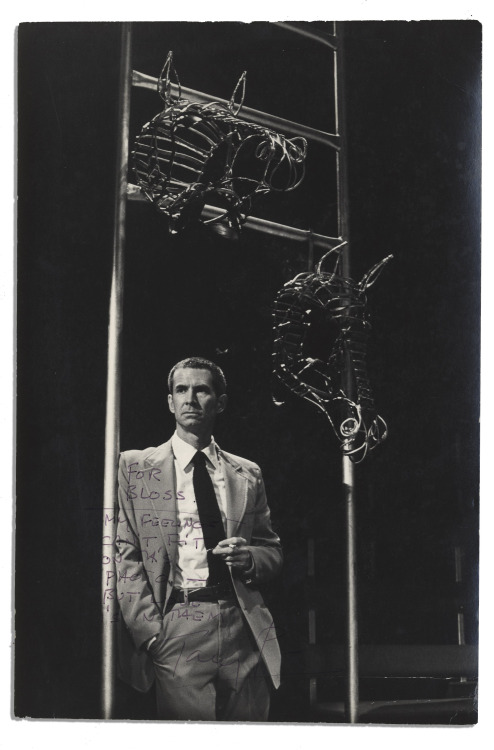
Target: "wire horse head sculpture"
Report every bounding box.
[272,243,393,463]
[132,52,308,234]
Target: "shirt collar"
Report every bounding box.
[171,431,219,471]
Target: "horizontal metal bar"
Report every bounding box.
[127,183,340,250]
[132,70,340,150]
[305,644,479,679]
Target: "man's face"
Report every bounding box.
[168,367,227,438]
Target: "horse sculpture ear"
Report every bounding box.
[359,254,394,290]
[315,241,347,276]
[228,70,247,115]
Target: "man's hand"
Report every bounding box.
[212,537,253,572]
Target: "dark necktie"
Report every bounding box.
[191,451,229,584]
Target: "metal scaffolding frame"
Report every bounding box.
[102,20,359,722]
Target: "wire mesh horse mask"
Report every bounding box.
[272,244,393,463]
[132,52,307,234]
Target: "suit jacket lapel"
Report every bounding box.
[143,440,178,567]
[221,451,249,537]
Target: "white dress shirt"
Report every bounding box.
[171,431,228,589]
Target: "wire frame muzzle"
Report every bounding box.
[272,244,393,463]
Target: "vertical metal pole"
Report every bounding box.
[101,22,132,720]
[335,22,360,723]
[343,456,358,721]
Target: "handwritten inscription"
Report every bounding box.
[101,474,207,624]
[126,487,186,501]
[125,463,186,503]
[102,460,247,626]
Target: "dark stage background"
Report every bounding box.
[16,21,481,721]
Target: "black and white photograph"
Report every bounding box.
[12,10,485,738]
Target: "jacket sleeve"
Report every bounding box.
[244,466,283,584]
[115,452,163,649]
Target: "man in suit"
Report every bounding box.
[115,357,282,721]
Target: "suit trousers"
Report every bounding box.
[148,598,271,721]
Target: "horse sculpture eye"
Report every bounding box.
[272,243,393,463]
[132,51,307,235]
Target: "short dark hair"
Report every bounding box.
[167,357,227,396]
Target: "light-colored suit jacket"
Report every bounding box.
[115,438,283,692]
